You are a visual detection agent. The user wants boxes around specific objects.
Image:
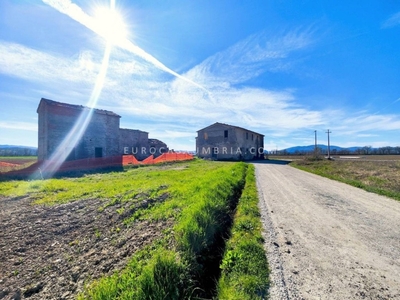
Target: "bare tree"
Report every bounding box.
[362,146,372,155]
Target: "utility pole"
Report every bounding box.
[326,129,331,159]
[314,130,317,155]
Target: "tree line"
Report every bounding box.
[0,147,37,156]
[276,146,400,156]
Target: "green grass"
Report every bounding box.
[1,160,270,298]
[78,244,191,300]
[0,159,248,299]
[291,159,400,201]
[0,156,37,160]
[217,164,269,299]
[76,161,248,299]
[1,161,208,206]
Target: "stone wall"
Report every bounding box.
[148,138,168,158]
[119,129,149,160]
[37,98,169,162]
[75,110,120,159]
[196,123,264,160]
[37,101,48,161]
[37,99,120,161]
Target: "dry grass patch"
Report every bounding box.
[292,159,400,200]
[0,156,37,173]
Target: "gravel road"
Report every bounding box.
[254,161,400,300]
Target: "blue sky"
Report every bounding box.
[1,0,400,151]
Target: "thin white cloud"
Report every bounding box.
[0,121,37,131]
[0,40,158,104]
[105,27,320,143]
[356,134,378,138]
[180,27,315,88]
[342,114,400,132]
[321,110,400,149]
[264,139,296,151]
[382,11,400,28]
[155,130,195,139]
[109,82,324,142]
[0,41,97,84]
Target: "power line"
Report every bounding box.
[314,130,317,155]
[326,129,332,159]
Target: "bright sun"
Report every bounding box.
[93,5,128,45]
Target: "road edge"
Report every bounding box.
[255,164,291,300]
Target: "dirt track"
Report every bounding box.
[255,162,400,300]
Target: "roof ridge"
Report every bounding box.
[39,98,121,117]
[198,122,264,136]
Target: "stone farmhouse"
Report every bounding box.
[196,122,264,160]
[37,98,167,161]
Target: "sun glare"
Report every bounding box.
[93,5,128,45]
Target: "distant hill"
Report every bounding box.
[281,144,365,154]
[0,145,37,156]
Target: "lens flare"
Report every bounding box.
[42,0,207,90]
[35,0,208,177]
[93,2,128,46]
[33,41,112,178]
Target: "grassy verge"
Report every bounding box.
[291,159,400,201]
[77,161,247,299]
[0,159,248,299]
[217,164,269,300]
[1,160,271,298]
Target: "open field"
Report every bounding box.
[291,158,400,201]
[269,155,400,161]
[0,156,37,173]
[0,160,268,299]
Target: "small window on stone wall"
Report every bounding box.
[95,147,103,158]
[224,130,228,138]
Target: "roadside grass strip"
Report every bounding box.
[217,164,269,299]
[72,161,248,299]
